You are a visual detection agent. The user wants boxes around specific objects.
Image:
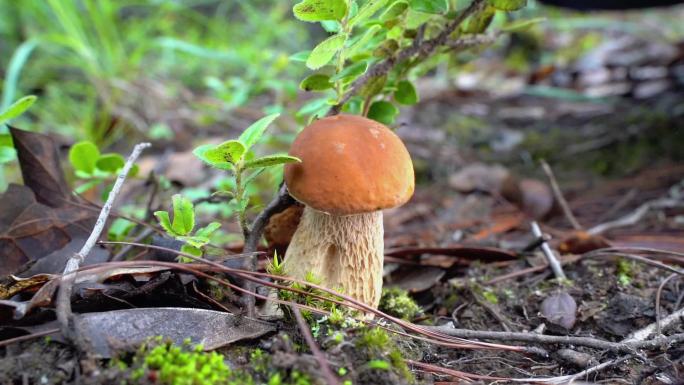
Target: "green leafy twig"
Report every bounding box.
[330,0,487,115]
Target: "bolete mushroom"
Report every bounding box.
[282,114,414,308]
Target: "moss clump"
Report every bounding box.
[129,339,235,385]
[379,287,422,321]
[119,339,314,385]
[355,327,415,384]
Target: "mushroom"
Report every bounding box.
[282,114,414,307]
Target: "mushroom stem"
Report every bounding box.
[282,206,384,307]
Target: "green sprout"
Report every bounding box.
[154,194,221,261]
[193,113,300,241]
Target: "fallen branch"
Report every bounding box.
[56,142,151,340]
[421,326,684,354]
[540,159,582,230]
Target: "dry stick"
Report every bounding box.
[329,0,487,115]
[588,197,682,235]
[55,142,151,340]
[0,328,60,348]
[655,274,679,337]
[540,159,582,230]
[531,221,566,280]
[242,184,295,318]
[420,326,684,354]
[291,306,341,385]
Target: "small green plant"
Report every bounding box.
[379,287,422,321]
[68,140,140,196]
[355,326,414,383]
[154,194,221,260]
[193,113,300,240]
[0,95,37,190]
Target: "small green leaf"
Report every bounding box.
[243,154,301,169]
[465,6,495,33]
[330,60,369,83]
[74,179,100,195]
[293,0,348,22]
[394,80,419,105]
[408,0,448,14]
[341,96,364,115]
[488,0,526,11]
[347,25,382,58]
[349,0,390,27]
[196,222,221,238]
[238,113,281,151]
[289,51,312,62]
[306,34,347,70]
[358,75,387,99]
[171,194,195,236]
[154,211,175,235]
[300,74,333,91]
[193,144,232,170]
[381,1,409,21]
[96,153,125,173]
[0,146,16,164]
[501,17,545,32]
[0,95,37,124]
[69,141,100,174]
[205,140,246,164]
[180,244,201,261]
[108,218,135,242]
[367,100,399,125]
[296,97,331,119]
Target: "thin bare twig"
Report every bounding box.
[655,274,679,337]
[291,306,341,385]
[56,142,151,340]
[588,197,682,235]
[540,159,582,230]
[531,221,566,280]
[0,328,60,348]
[421,326,684,354]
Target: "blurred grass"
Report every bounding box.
[0,0,308,145]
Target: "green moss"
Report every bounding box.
[355,327,415,384]
[379,287,422,321]
[118,339,314,385]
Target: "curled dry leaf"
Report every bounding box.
[540,291,577,330]
[73,307,274,357]
[559,231,611,254]
[9,127,72,208]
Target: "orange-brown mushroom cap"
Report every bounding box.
[284,114,414,216]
